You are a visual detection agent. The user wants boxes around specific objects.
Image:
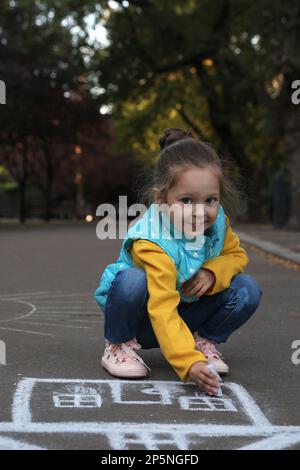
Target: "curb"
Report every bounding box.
[236,231,300,266]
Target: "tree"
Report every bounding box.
[92,0,299,222]
[0,0,101,221]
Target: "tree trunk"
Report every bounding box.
[18,178,26,224]
[44,187,52,222]
[43,141,54,222]
[18,140,29,224]
[280,5,300,229]
[195,65,262,221]
[285,112,300,229]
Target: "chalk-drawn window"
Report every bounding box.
[178,393,237,412]
[53,393,102,408]
[106,431,188,450]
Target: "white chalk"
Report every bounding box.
[206,364,223,397]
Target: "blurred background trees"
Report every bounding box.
[0,0,299,226]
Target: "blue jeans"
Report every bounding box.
[103,268,263,348]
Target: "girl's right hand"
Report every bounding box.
[188,361,221,395]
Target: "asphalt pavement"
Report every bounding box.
[0,221,299,450]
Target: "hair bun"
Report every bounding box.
[159,127,195,150]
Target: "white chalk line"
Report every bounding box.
[0,292,93,300]
[13,320,92,330]
[36,301,97,304]
[0,291,64,300]
[228,382,270,427]
[9,378,300,450]
[30,293,93,299]
[33,312,100,316]
[0,436,46,450]
[11,378,270,426]
[0,292,100,332]
[238,432,300,450]
[0,299,36,323]
[20,316,101,324]
[12,378,35,424]
[34,311,99,314]
[0,326,54,337]
[33,317,102,323]
[0,422,300,438]
[34,306,97,310]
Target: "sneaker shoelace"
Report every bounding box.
[106,339,151,372]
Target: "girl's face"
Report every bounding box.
[154,166,221,237]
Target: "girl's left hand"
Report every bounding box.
[181,268,216,298]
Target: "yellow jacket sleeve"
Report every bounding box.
[130,239,207,383]
[202,215,249,295]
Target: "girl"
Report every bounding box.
[94,128,263,396]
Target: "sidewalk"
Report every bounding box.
[234,222,300,266]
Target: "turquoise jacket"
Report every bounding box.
[94,203,227,311]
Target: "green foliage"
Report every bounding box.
[1,0,299,221]
[90,0,300,218]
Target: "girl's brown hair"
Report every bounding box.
[136,127,244,221]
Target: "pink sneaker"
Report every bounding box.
[194,333,229,375]
[101,338,151,379]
